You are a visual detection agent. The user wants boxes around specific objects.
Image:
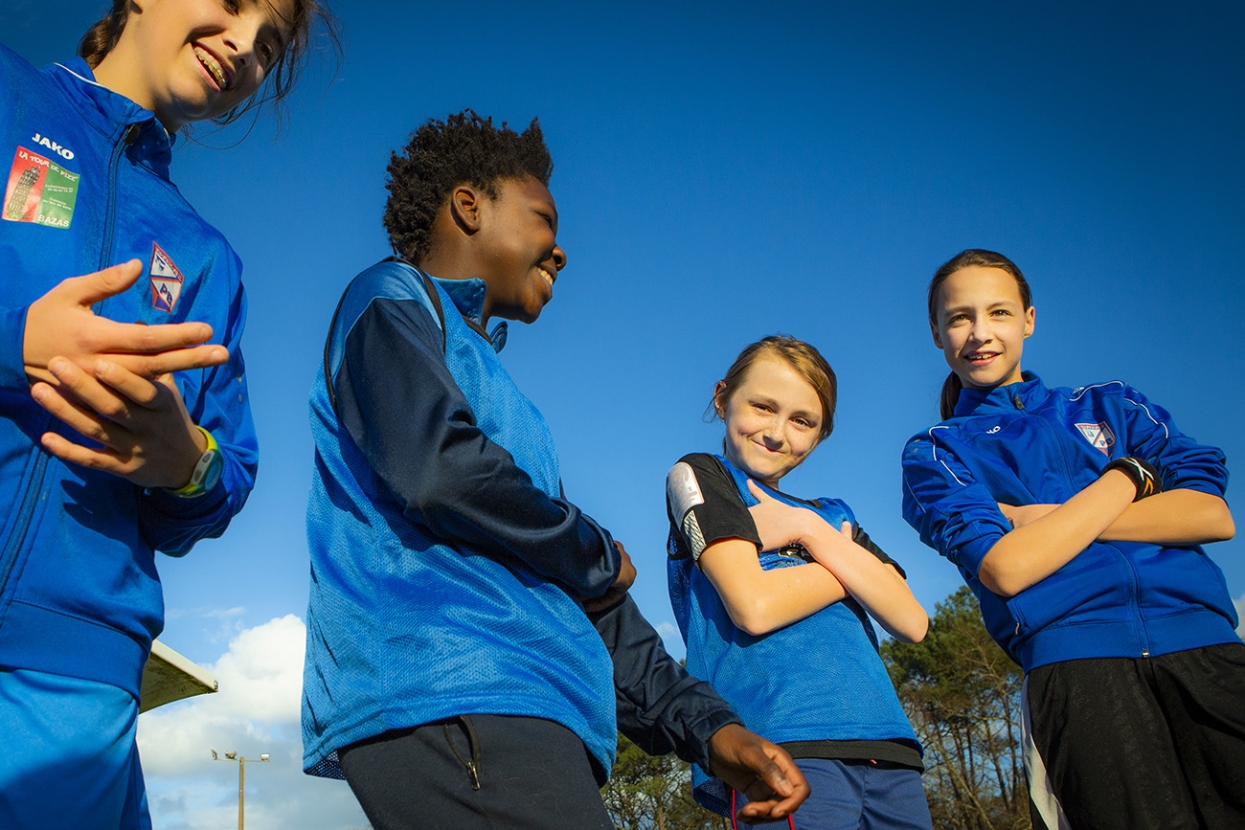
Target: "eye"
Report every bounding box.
[750,401,772,413]
[258,38,278,67]
[991,308,1011,317]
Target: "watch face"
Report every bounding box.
[200,450,223,493]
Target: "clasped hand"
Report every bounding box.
[24,260,228,488]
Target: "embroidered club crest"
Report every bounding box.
[1075,422,1116,454]
[149,242,184,312]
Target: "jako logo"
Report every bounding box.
[30,133,74,160]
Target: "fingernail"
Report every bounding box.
[48,357,67,374]
[31,386,46,402]
[95,360,112,376]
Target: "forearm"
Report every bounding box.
[591,594,739,768]
[701,538,847,636]
[1099,489,1235,544]
[980,470,1136,597]
[799,523,927,642]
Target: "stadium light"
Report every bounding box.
[210,749,271,830]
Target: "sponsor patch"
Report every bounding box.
[1075,422,1115,454]
[667,462,705,521]
[149,242,185,313]
[3,146,80,229]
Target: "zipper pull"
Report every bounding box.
[123,123,141,145]
[466,761,481,790]
[1012,393,1025,410]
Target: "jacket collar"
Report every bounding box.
[431,276,508,353]
[50,57,173,177]
[954,371,1047,416]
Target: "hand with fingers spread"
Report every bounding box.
[747,479,852,552]
[31,356,206,490]
[23,259,230,385]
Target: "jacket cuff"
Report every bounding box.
[683,708,744,772]
[0,305,30,391]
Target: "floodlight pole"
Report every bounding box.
[210,750,270,830]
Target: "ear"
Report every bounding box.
[712,380,729,418]
[1023,305,1036,338]
[448,185,483,234]
[930,321,943,349]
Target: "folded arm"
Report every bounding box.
[746,482,928,642]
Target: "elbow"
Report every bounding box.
[1210,505,1235,542]
[894,613,929,644]
[726,602,782,637]
[977,561,1024,599]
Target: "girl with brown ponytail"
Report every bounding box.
[902,249,1244,830]
[0,3,335,827]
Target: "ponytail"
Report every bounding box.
[77,3,127,69]
[939,372,963,420]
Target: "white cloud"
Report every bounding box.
[1235,593,1244,640]
[138,616,369,830]
[654,620,686,661]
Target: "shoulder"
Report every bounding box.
[667,453,738,514]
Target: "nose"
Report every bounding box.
[968,316,991,344]
[552,244,567,271]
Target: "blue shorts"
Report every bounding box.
[738,758,932,830]
[0,668,150,829]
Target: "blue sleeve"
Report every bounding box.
[1120,385,1228,499]
[333,295,619,597]
[901,429,1011,579]
[590,594,740,768]
[138,273,258,555]
[0,305,28,392]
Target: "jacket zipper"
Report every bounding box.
[98,122,140,274]
[0,455,49,604]
[2,124,141,603]
[1034,397,1151,658]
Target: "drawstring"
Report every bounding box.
[443,716,481,790]
[730,787,796,830]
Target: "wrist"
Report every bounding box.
[166,426,222,498]
[1102,456,1162,501]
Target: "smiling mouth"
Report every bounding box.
[193,46,229,91]
[538,267,555,288]
[965,351,999,363]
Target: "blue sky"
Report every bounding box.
[6,1,1245,827]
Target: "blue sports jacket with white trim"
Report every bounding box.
[902,373,1237,672]
[0,48,258,696]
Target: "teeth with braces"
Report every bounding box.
[194,46,227,89]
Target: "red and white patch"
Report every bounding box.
[149,242,184,313]
[1075,422,1115,454]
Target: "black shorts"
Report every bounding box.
[1023,643,1245,830]
[338,714,613,830]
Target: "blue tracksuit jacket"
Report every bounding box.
[304,259,740,781]
[0,48,258,697]
[902,373,1237,672]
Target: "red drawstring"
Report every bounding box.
[729,788,796,830]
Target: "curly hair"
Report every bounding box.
[383,110,553,263]
[78,0,341,130]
